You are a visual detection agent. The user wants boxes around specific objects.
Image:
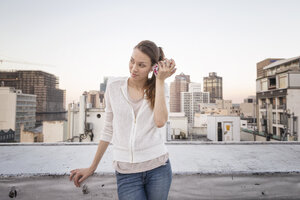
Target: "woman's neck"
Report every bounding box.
[128,77,147,91]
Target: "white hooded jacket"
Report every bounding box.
[99,76,169,163]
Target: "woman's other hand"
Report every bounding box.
[69,167,95,187]
[156,58,177,81]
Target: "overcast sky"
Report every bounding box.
[1,0,299,104]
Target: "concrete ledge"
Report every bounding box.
[1,141,300,146]
[1,174,300,200]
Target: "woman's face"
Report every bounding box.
[129,48,152,80]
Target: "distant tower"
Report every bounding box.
[170,73,190,112]
[203,72,223,103]
[100,77,109,92]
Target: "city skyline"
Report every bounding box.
[1,0,300,104]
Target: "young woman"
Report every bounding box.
[69,40,177,200]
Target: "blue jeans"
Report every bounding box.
[115,159,172,200]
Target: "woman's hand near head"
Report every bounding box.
[69,167,95,187]
[156,58,177,81]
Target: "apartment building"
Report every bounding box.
[256,56,300,141]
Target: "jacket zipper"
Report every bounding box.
[130,102,143,163]
[120,86,145,163]
[131,95,145,163]
[131,115,136,163]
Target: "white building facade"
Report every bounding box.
[169,112,188,139]
[181,82,209,128]
[0,87,36,142]
[67,96,105,142]
[207,115,240,141]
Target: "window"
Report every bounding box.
[268,77,276,89]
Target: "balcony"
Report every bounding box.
[260,104,266,109]
[277,104,286,110]
[268,85,276,90]
[1,142,300,199]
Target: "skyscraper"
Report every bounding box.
[170,73,190,112]
[203,72,223,103]
[100,77,109,92]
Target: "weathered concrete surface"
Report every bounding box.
[1,174,300,199]
[1,142,300,176]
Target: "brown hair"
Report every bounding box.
[134,40,165,110]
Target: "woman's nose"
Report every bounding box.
[132,64,138,71]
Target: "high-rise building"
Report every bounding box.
[170,73,190,112]
[0,87,36,142]
[99,76,115,110]
[100,77,109,92]
[256,56,300,141]
[181,82,210,127]
[203,72,223,103]
[0,70,66,125]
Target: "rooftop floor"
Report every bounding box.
[1,142,300,199]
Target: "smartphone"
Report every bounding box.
[152,64,159,76]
